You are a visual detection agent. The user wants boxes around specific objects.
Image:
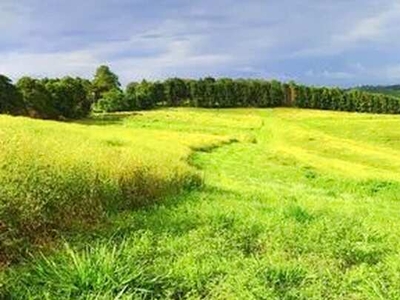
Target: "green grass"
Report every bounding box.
[0,112,235,261]
[2,108,400,299]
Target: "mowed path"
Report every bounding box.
[4,108,400,299]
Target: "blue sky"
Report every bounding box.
[1,0,400,87]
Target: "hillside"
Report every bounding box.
[2,108,400,299]
[356,85,400,98]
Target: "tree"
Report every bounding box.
[125,82,138,110]
[164,78,188,106]
[135,80,156,110]
[330,88,343,111]
[45,77,92,119]
[270,80,283,106]
[93,88,127,112]
[152,82,166,106]
[92,65,121,102]
[189,79,205,107]
[293,84,307,107]
[0,75,25,115]
[17,77,57,119]
[233,80,248,107]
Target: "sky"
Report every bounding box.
[1,0,400,87]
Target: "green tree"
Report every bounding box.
[93,88,127,112]
[45,77,92,119]
[92,65,121,101]
[135,80,156,110]
[17,77,57,119]
[0,75,25,115]
[125,82,138,110]
[164,78,188,106]
[270,80,283,106]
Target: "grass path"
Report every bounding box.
[3,108,400,299]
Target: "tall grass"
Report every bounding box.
[3,108,400,298]
[0,113,234,261]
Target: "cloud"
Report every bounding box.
[293,1,400,57]
[0,21,234,84]
[0,51,99,80]
[336,3,400,44]
[1,0,400,86]
[375,65,400,81]
[112,38,235,82]
[306,69,355,80]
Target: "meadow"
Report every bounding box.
[2,108,400,299]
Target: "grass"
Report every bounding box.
[2,108,400,298]
[0,112,235,261]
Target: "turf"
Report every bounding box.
[2,108,400,299]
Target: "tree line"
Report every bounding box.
[356,84,400,98]
[0,75,92,119]
[1,65,400,119]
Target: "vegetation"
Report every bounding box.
[92,65,122,102]
[93,74,400,114]
[15,76,92,120]
[2,108,400,298]
[356,84,400,98]
[0,75,24,115]
[0,113,234,261]
[2,66,400,120]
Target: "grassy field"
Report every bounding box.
[0,112,236,261]
[2,108,400,299]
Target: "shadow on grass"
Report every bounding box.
[61,185,241,244]
[73,112,142,127]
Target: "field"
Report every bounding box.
[2,108,400,299]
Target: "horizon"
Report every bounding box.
[1,0,400,87]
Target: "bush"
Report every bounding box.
[93,89,127,112]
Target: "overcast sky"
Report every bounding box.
[1,0,400,87]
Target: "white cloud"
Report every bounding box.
[334,2,400,44]
[0,22,234,84]
[109,37,234,82]
[0,51,99,80]
[293,1,400,57]
[1,0,400,86]
[305,69,354,80]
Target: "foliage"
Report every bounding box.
[92,65,121,102]
[164,78,189,107]
[0,75,24,115]
[16,76,93,119]
[93,88,127,112]
[3,66,400,119]
[134,80,160,110]
[356,84,400,98]
[44,77,93,118]
[17,76,58,119]
[120,77,400,114]
[290,83,400,114]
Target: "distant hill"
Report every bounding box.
[355,85,400,98]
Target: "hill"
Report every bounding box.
[356,84,400,98]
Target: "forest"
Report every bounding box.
[2,65,400,120]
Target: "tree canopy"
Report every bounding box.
[1,65,400,119]
[92,65,121,101]
[0,75,24,115]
